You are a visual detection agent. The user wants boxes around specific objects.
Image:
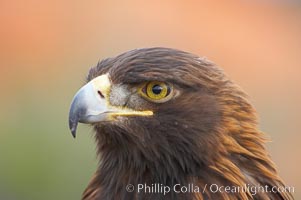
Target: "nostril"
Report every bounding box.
[97,90,105,98]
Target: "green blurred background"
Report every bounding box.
[0,0,300,199]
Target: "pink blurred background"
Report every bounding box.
[0,0,300,199]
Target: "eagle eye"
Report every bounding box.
[139,81,173,103]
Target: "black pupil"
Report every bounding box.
[152,85,163,95]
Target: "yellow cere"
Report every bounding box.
[110,110,153,116]
[91,73,111,98]
[107,108,153,121]
[91,74,154,119]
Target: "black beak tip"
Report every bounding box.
[69,118,78,139]
[71,129,76,138]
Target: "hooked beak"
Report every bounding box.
[68,74,152,138]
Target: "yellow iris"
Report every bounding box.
[139,81,173,103]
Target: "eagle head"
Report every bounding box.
[68,48,293,200]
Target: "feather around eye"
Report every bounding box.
[138,81,173,103]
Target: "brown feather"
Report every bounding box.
[82,47,293,200]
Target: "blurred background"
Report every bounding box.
[0,0,300,199]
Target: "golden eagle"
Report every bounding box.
[68,47,293,200]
